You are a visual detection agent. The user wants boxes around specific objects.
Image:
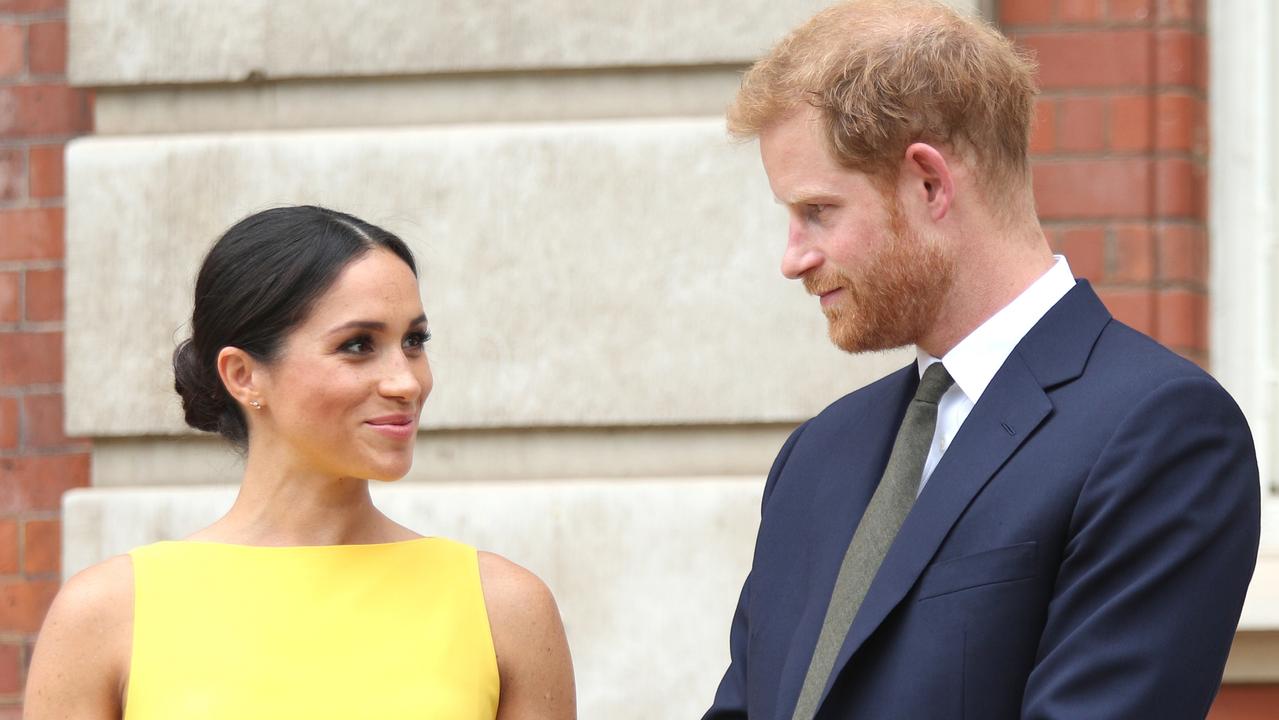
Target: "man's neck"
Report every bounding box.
[918,228,1055,357]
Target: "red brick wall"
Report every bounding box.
[0,0,91,715]
[1005,0,1209,363]
[1003,0,1279,716]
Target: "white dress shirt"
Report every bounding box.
[915,256,1076,495]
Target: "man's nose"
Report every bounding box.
[780,218,822,279]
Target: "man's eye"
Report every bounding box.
[806,204,828,220]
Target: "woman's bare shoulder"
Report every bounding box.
[25,555,133,717]
[476,551,557,616]
[37,554,134,658]
[476,551,576,719]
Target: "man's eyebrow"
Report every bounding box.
[776,191,840,206]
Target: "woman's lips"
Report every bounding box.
[365,415,416,440]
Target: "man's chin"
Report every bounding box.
[827,317,911,354]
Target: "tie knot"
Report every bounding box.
[915,362,954,405]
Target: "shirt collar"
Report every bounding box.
[916,256,1076,404]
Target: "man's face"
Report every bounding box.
[759,108,953,353]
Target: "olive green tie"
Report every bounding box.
[791,362,954,720]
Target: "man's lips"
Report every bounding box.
[816,287,845,308]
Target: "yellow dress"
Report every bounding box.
[124,537,500,720]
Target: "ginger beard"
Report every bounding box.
[804,201,955,353]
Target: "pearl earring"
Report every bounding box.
[249,400,262,409]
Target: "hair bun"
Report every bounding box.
[172,339,227,434]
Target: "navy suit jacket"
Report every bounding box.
[705,282,1261,719]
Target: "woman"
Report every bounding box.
[25,206,576,719]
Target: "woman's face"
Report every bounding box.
[251,248,432,481]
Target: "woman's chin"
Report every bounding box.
[363,456,413,482]
[368,474,406,484]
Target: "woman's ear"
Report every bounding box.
[217,346,265,411]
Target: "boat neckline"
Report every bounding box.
[154,536,438,550]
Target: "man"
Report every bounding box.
[705,2,1261,718]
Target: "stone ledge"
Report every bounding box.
[69,0,832,86]
[69,0,983,87]
[91,68,745,135]
[1240,552,1279,631]
[88,425,799,487]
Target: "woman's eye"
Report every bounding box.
[340,335,374,354]
[403,330,432,352]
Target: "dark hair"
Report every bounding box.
[173,205,417,447]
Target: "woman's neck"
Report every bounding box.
[191,445,412,546]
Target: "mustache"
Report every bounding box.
[803,272,848,297]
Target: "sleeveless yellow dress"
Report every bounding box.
[124,537,500,720]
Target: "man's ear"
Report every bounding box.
[899,142,955,222]
[217,346,265,411]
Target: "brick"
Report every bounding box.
[0,147,20,202]
[1029,99,1055,154]
[1155,289,1205,350]
[27,21,65,76]
[1110,95,1153,152]
[1157,223,1206,283]
[0,453,89,513]
[999,0,1053,26]
[0,521,15,575]
[24,268,61,322]
[0,23,21,80]
[22,519,57,575]
[1154,29,1203,88]
[1209,685,1279,720]
[0,708,20,720]
[0,85,93,138]
[1112,224,1155,282]
[0,397,16,450]
[1098,288,1155,335]
[0,579,58,633]
[0,0,65,11]
[0,332,61,386]
[1156,0,1197,24]
[1154,157,1203,219]
[0,272,18,324]
[0,208,63,262]
[1191,0,1207,26]
[1057,96,1106,152]
[1110,0,1154,22]
[23,393,67,448]
[1053,226,1105,282]
[1032,159,1151,219]
[27,144,62,199]
[1016,31,1151,89]
[0,642,18,694]
[1059,0,1103,24]
[1154,93,1203,153]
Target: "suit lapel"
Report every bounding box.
[807,281,1113,715]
